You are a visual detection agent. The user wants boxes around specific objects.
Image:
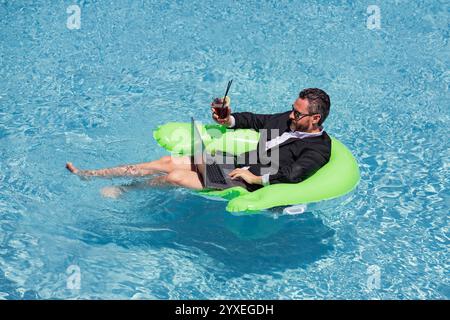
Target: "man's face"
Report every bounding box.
[289,98,321,132]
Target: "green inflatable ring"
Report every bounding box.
[153,122,360,213]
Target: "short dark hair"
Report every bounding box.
[299,88,330,126]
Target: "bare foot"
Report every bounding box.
[101,186,124,199]
[66,162,80,175]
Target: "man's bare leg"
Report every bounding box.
[101,169,203,198]
[163,170,203,189]
[66,155,192,178]
[101,175,168,198]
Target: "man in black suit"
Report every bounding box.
[66,88,331,197]
[214,88,332,192]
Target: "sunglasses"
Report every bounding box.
[291,105,317,121]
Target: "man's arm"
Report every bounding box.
[229,112,276,131]
[266,149,328,185]
[211,97,279,131]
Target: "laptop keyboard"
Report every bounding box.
[206,164,227,185]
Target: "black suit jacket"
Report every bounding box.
[231,111,332,191]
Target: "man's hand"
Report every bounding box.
[228,168,262,185]
[211,96,232,126]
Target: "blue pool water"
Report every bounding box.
[0,0,448,299]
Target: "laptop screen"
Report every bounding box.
[191,117,206,177]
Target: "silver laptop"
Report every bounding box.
[191,117,246,189]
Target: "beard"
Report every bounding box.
[289,119,309,132]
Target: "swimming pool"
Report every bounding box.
[0,0,448,299]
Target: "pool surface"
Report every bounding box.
[0,0,449,299]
